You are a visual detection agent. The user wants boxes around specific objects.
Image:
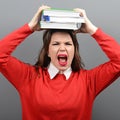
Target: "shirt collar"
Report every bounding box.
[48,62,72,80]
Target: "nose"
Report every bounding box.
[59,44,66,51]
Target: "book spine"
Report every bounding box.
[40,21,81,30]
[42,15,85,23]
[42,10,80,17]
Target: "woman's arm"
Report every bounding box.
[74,8,98,35]
[28,5,50,31]
[74,8,120,96]
[0,24,33,65]
[0,24,34,89]
[0,5,50,90]
[89,28,120,96]
[0,5,50,66]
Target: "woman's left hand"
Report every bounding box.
[73,8,97,35]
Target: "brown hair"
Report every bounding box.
[35,29,84,72]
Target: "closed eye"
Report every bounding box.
[51,42,73,46]
[52,42,60,45]
[65,42,73,45]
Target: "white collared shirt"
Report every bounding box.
[48,62,72,80]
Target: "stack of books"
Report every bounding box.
[40,8,85,30]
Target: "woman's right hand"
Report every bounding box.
[28,5,50,31]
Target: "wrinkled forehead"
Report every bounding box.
[51,31,73,42]
[48,29,74,36]
[43,29,77,45]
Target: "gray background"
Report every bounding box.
[0,0,120,120]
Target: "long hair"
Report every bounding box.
[35,29,84,72]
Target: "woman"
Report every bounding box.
[0,5,120,120]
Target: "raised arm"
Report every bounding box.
[0,5,50,65]
[28,5,50,31]
[74,8,120,96]
[0,5,50,89]
[74,8,97,35]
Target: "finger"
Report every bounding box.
[73,8,85,17]
[73,29,81,34]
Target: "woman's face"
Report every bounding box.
[48,32,75,72]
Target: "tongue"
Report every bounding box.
[58,58,67,66]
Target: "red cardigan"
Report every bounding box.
[0,24,120,120]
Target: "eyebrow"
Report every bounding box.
[52,40,73,43]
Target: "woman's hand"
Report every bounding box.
[74,8,98,35]
[28,5,50,31]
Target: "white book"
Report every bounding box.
[41,15,85,23]
[42,8,81,18]
[40,21,81,30]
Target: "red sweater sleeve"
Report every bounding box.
[0,24,35,90]
[0,24,33,64]
[87,28,120,96]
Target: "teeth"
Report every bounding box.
[58,55,67,62]
[57,54,67,66]
[58,56,67,59]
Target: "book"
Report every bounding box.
[40,21,81,30]
[42,15,85,23]
[40,8,85,30]
[42,8,81,17]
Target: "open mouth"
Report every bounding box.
[57,54,68,66]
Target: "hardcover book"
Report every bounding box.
[42,15,85,23]
[42,8,82,17]
[40,8,85,30]
[40,21,81,30]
